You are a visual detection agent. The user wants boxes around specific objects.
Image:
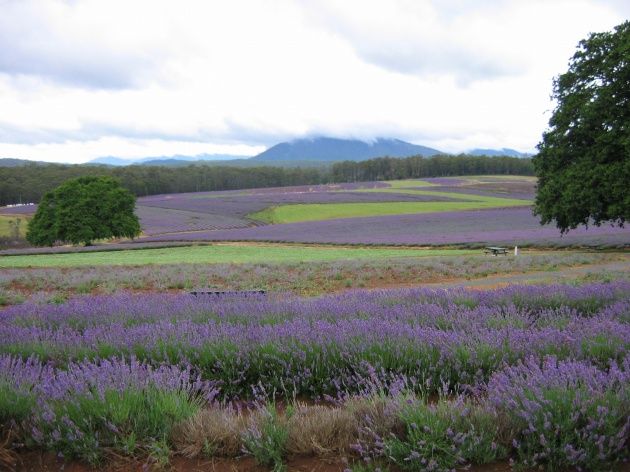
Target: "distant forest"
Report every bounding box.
[0,155,533,205]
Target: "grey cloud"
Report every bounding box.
[356,42,520,84]
[0,124,73,145]
[0,119,289,148]
[299,0,523,84]
[0,2,160,89]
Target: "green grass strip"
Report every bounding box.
[0,244,476,268]
[0,214,30,238]
[252,196,531,224]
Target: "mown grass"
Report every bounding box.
[0,215,29,238]
[384,179,438,188]
[0,244,476,268]
[367,187,531,201]
[251,196,531,224]
[250,177,533,223]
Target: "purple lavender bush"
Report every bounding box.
[487,356,630,471]
[0,356,218,464]
[385,398,507,471]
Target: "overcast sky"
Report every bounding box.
[0,0,628,163]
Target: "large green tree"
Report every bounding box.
[27,176,141,246]
[533,21,630,232]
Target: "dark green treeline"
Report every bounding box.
[0,155,533,205]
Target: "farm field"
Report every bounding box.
[132,176,628,247]
[251,198,529,224]
[0,244,476,268]
[141,207,630,248]
[1,251,626,303]
[1,176,629,471]
[1,278,629,471]
[0,214,28,238]
[2,176,628,249]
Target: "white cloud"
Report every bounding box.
[0,0,628,162]
[0,137,264,164]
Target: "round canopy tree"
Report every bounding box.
[27,176,141,246]
[533,21,630,233]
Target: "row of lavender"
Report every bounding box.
[0,282,628,469]
[1,355,628,470]
[1,282,628,400]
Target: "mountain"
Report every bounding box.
[139,154,249,166]
[467,148,531,158]
[87,156,133,166]
[252,137,443,162]
[88,154,251,166]
[0,158,48,167]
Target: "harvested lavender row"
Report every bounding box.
[1,282,628,400]
[0,252,613,295]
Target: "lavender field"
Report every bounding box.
[132,177,628,247]
[141,207,630,247]
[1,177,629,470]
[3,176,628,248]
[135,186,464,235]
[0,282,629,469]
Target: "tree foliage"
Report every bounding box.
[331,154,533,182]
[534,21,630,232]
[0,156,532,206]
[26,176,141,246]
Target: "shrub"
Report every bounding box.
[242,403,292,472]
[385,398,506,471]
[488,356,630,471]
[35,388,201,464]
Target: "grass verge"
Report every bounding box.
[0,244,476,268]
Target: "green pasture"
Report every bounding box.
[0,244,477,268]
[0,215,29,238]
[385,179,438,188]
[251,177,532,224]
[252,196,531,224]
